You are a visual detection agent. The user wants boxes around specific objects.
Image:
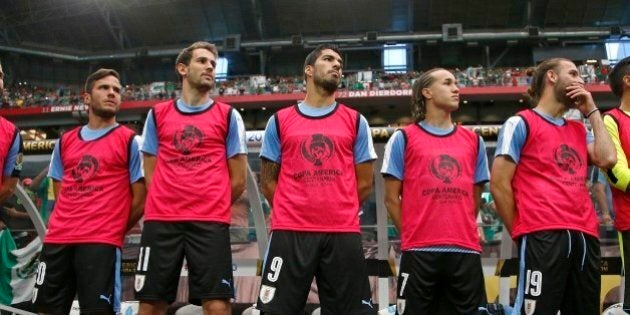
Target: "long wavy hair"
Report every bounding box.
[411,68,445,122]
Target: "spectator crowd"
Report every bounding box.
[1,64,612,109]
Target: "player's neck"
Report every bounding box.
[535,95,565,118]
[619,93,630,112]
[87,116,116,130]
[181,85,211,106]
[304,87,336,108]
[423,111,453,129]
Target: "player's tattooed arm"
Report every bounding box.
[260,158,280,208]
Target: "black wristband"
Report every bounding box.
[585,108,599,118]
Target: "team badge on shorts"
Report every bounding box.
[396,299,406,314]
[259,284,276,304]
[524,299,536,315]
[134,275,145,292]
[31,288,38,303]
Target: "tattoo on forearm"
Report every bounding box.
[261,160,280,183]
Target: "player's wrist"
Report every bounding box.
[583,108,599,119]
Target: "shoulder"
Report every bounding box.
[457,125,478,139]
[151,100,176,118]
[276,104,297,115]
[337,102,357,113]
[0,116,14,127]
[116,125,138,138]
[274,104,299,124]
[213,100,234,112]
[503,115,526,129]
[63,126,81,139]
[337,103,360,120]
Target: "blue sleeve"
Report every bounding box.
[226,109,248,158]
[494,116,527,164]
[128,138,143,183]
[48,140,63,181]
[474,136,490,184]
[380,130,405,180]
[597,168,607,183]
[3,132,22,177]
[354,115,377,164]
[260,116,281,163]
[586,129,594,144]
[141,110,158,156]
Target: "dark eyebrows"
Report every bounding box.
[322,54,343,65]
[97,83,122,93]
[196,56,217,67]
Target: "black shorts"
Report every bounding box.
[395,250,486,314]
[619,231,630,309]
[134,221,233,305]
[514,230,600,315]
[33,243,121,314]
[256,231,375,315]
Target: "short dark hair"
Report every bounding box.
[175,41,219,81]
[609,57,630,99]
[85,68,120,93]
[526,58,571,105]
[303,44,341,81]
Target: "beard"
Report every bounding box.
[91,104,117,119]
[314,74,340,95]
[554,81,576,108]
[190,76,214,93]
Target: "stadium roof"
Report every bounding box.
[0,0,628,59]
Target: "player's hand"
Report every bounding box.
[566,83,596,115]
[601,213,613,225]
[5,207,18,217]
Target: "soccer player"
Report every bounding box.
[255,44,377,315]
[0,60,22,209]
[135,41,247,315]
[602,56,630,311]
[382,68,489,314]
[491,58,616,314]
[33,68,145,314]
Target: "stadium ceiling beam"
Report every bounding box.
[0,0,177,30]
[94,0,131,50]
[0,27,614,62]
[489,46,511,68]
[198,0,216,39]
[407,0,414,32]
[0,2,98,29]
[524,0,532,26]
[217,0,230,38]
[252,0,265,39]
[118,0,180,10]
[541,0,552,27]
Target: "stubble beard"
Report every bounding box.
[314,75,339,95]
